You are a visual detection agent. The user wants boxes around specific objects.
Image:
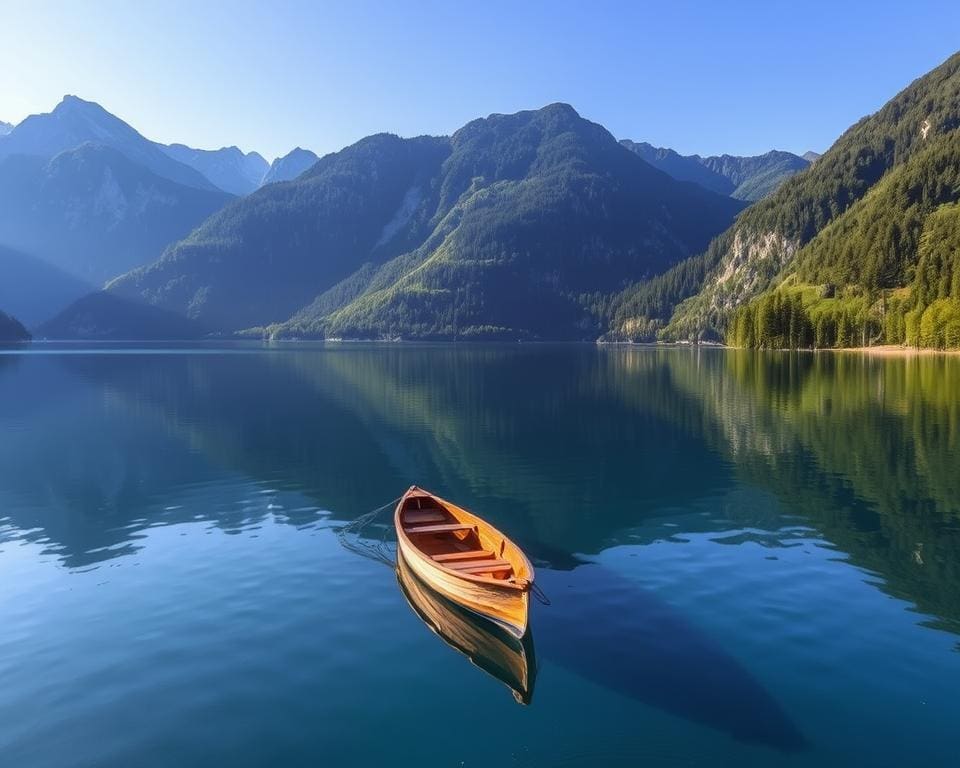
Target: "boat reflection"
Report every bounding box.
[396,551,537,705]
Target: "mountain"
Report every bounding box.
[0,245,93,328]
[0,310,30,342]
[620,140,809,201]
[54,104,744,340]
[0,95,217,191]
[96,133,451,333]
[728,129,960,349]
[802,151,821,162]
[698,151,811,201]
[311,106,744,340]
[39,291,205,340]
[260,147,319,185]
[0,121,12,136]
[612,51,960,346]
[0,143,233,288]
[161,144,268,195]
[618,141,731,195]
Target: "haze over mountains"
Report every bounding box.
[0,144,232,284]
[0,96,320,324]
[8,50,960,348]
[0,96,217,191]
[161,143,269,196]
[0,121,13,136]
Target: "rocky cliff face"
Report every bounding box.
[663,230,800,340]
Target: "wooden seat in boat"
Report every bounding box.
[402,510,448,525]
[404,523,475,535]
[432,550,493,563]
[446,560,513,574]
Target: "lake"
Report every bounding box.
[1,343,958,767]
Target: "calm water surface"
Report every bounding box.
[1,344,958,767]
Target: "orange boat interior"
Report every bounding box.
[400,495,517,581]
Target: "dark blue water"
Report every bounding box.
[1,344,958,766]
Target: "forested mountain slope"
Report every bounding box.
[54,104,743,340]
[610,51,960,344]
[729,133,960,349]
[296,105,745,340]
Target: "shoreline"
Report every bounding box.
[834,344,960,357]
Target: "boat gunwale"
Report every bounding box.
[394,486,534,593]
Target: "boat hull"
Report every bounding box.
[397,534,530,637]
[394,487,533,639]
[397,551,536,704]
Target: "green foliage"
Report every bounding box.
[913,202,960,305]
[916,299,960,349]
[729,291,813,349]
[730,285,886,350]
[793,135,960,290]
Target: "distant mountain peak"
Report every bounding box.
[57,93,94,107]
[160,142,269,195]
[52,94,115,122]
[538,101,580,118]
[620,140,810,201]
[260,147,319,185]
[0,120,12,136]
[279,146,315,159]
[802,150,821,162]
[0,95,217,192]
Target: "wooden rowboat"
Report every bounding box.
[396,551,536,704]
[394,486,535,638]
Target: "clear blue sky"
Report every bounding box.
[1,0,958,161]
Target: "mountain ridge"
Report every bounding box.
[51,103,745,340]
[260,147,320,185]
[0,143,234,288]
[161,143,268,195]
[0,96,219,191]
[619,140,809,201]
